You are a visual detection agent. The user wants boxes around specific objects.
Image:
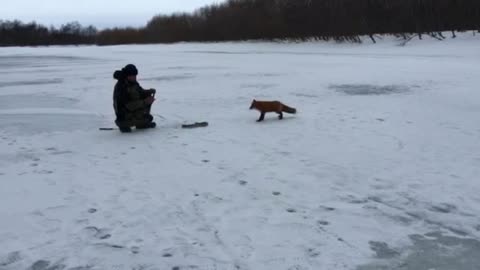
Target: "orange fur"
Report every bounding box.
[249,99,297,122]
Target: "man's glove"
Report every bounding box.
[144,96,155,105]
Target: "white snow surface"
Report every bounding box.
[1,33,480,270]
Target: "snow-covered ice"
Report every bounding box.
[1,33,480,270]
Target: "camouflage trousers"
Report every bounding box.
[115,104,154,129]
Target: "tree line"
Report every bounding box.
[0,20,97,46]
[1,0,480,46]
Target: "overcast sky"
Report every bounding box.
[1,0,223,28]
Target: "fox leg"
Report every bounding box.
[277,111,283,120]
[257,112,265,122]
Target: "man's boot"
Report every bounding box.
[136,122,156,129]
[119,126,132,133]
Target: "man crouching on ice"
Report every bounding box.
[113,64,156,133]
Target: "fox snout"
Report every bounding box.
[249,101,256,110]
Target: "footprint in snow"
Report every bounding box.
[50,150,73,155]
[342,195,368,204]
[94,243,124,250]
[35,170,54,175]
[429,203,457,214]
[306,247,321,258]
[67,266,93,270]
[27,260,50,270]
[319,206,335,211]
[369,241,400,259]
[130,246,140,254]
[317,220,330,226]
[0,251,22,267]
[27,260,66,270]
[288,264,309,270]
[349,198,369,204]
[84,226,111,240]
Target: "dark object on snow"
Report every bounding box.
[181,122,209,129]
[100,121,206,131]
[112,64,156,133]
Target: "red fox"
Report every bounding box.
[249,99,297,122]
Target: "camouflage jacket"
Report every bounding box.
[113,80,153,121]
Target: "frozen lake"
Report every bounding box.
[1,34,480,270]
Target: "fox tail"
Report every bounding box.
[282,105,297,114]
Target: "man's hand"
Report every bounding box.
[144,96,155,105]
[149,88,156,95]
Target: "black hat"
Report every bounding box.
[122,64,138,76]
